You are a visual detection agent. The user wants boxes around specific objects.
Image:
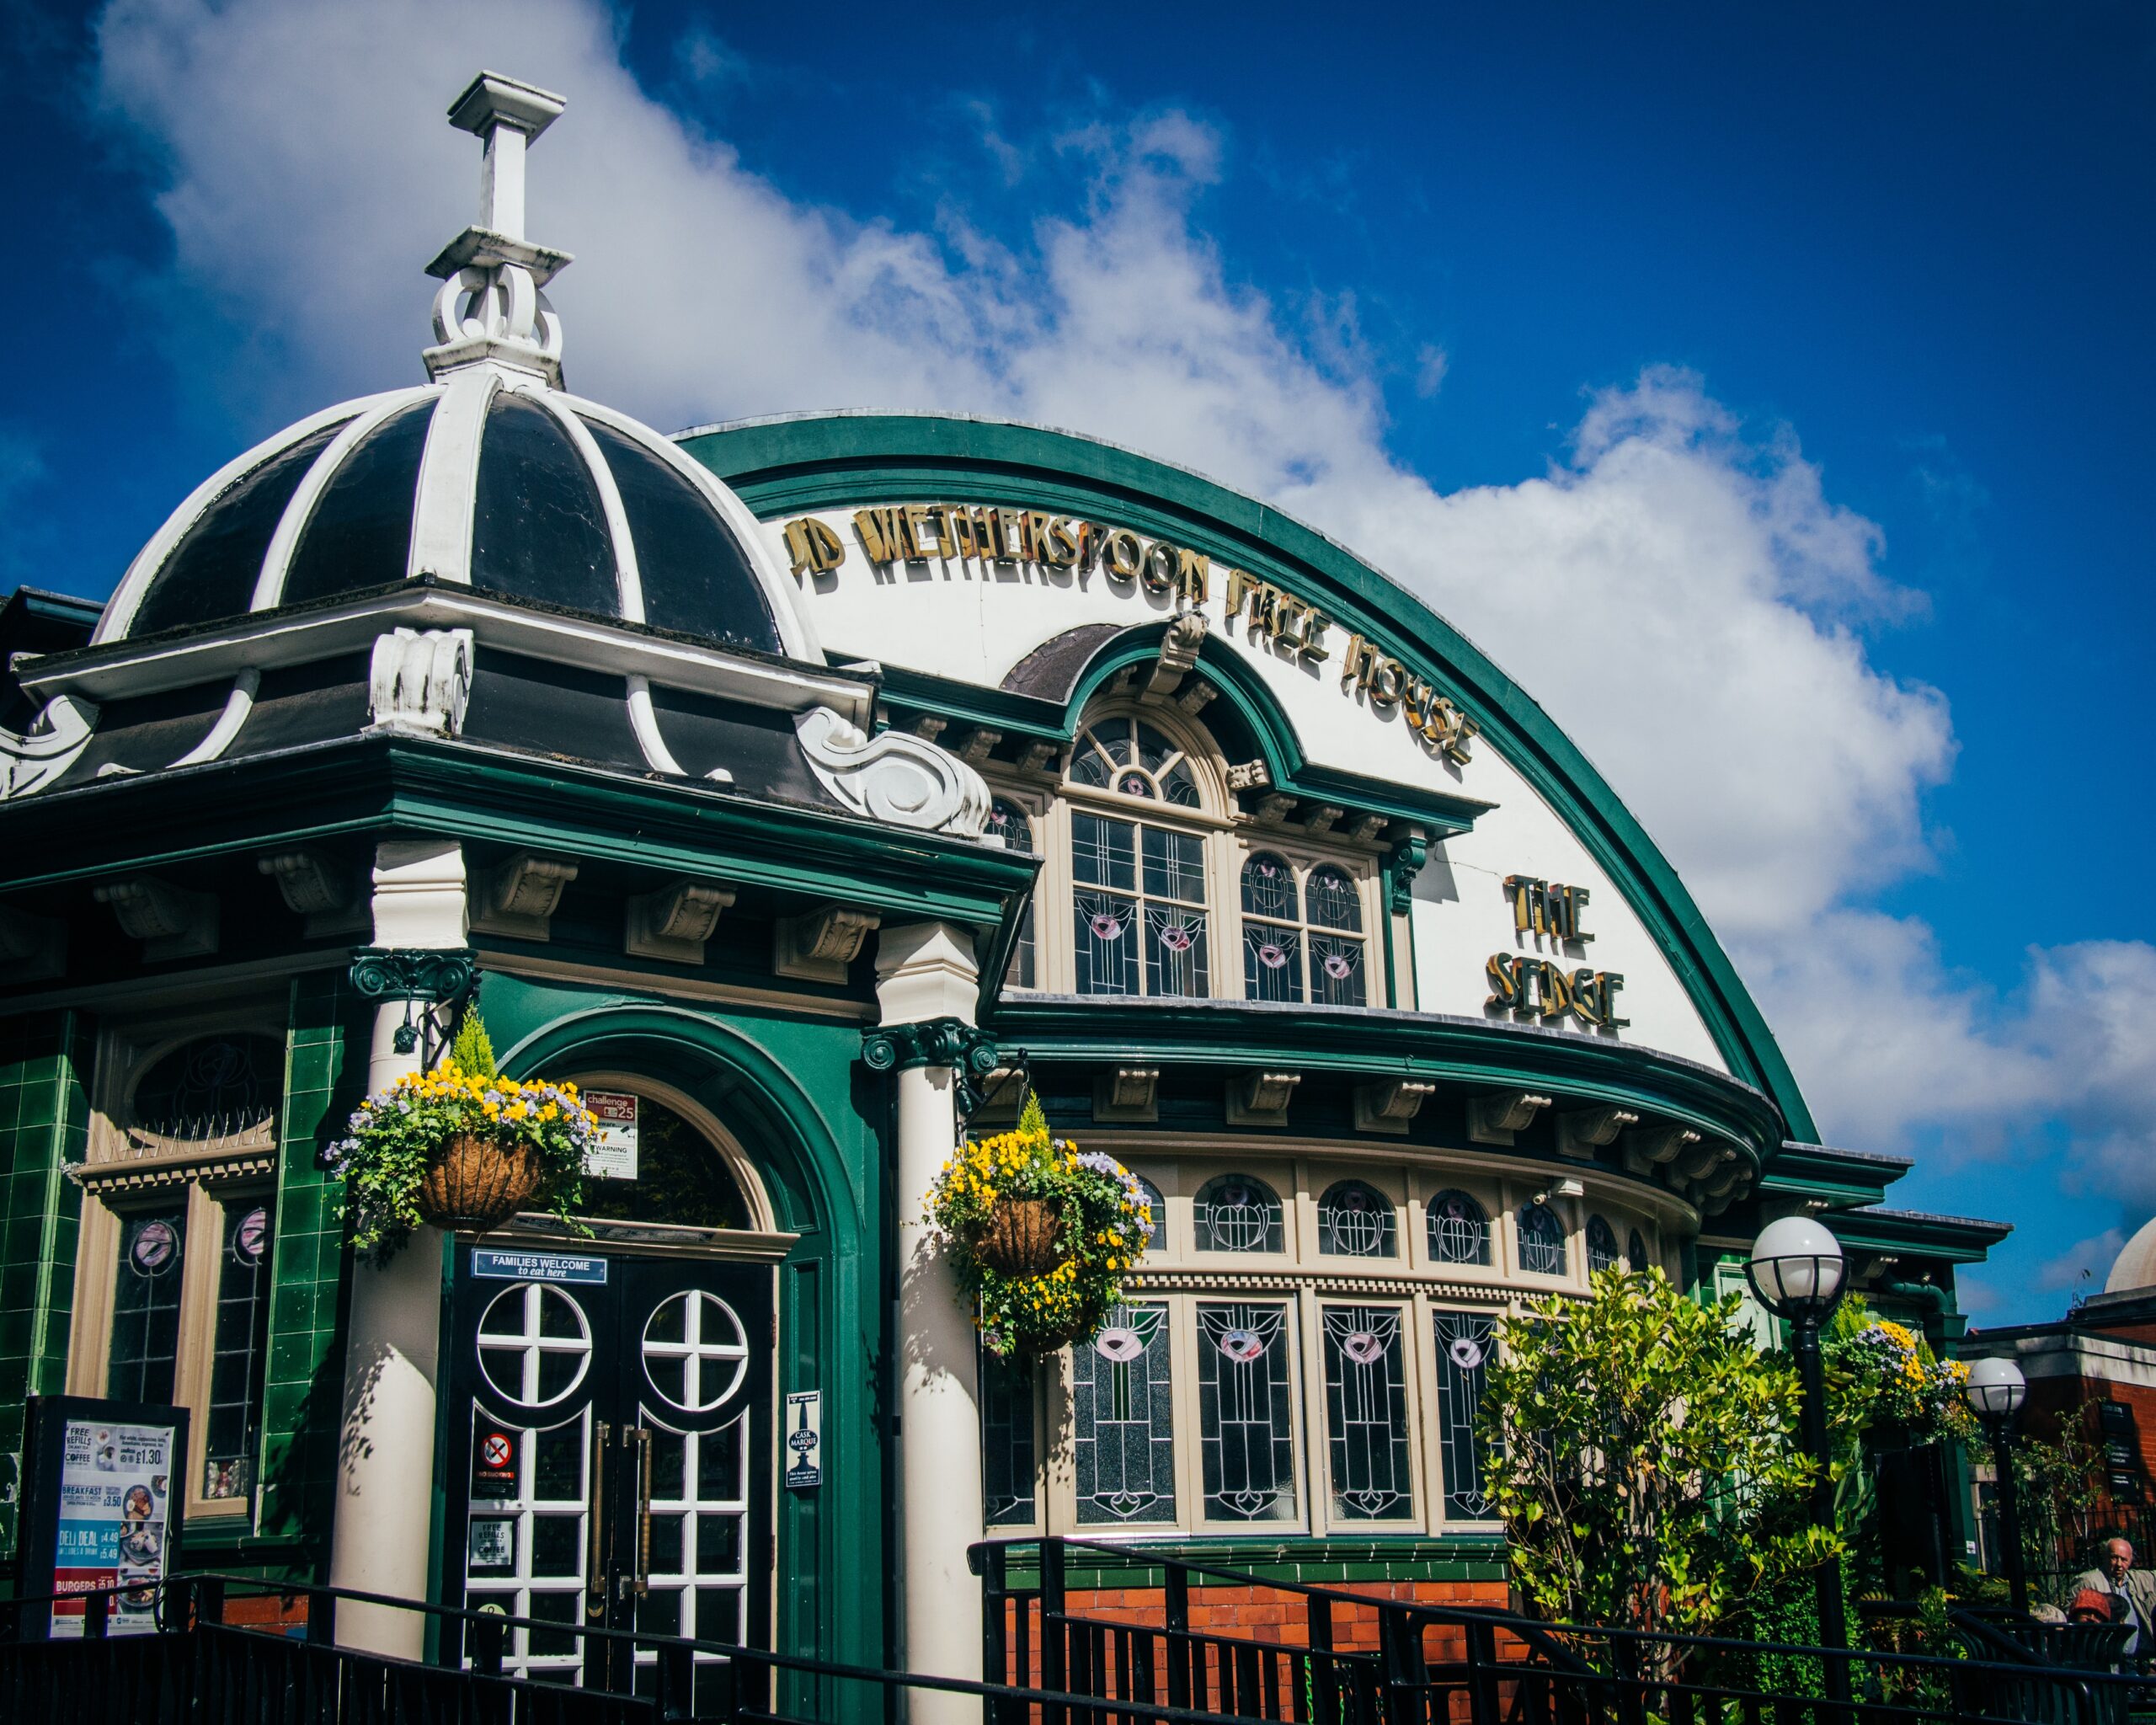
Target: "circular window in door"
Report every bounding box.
[642,1290,749,1413]
[477,1283,593,1408]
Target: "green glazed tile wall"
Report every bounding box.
[255,971,366,1560]
[0,1009,90,1562]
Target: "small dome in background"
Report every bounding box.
[2105,1216,2156,1293]
[93,69,812,664]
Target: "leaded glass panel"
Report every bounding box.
[1427,1190,1490,1267]
[1318,1181,1396,1258]
[1433,1311,1497,1519]
[989,800,1038,989]
[203,1202,274,1500]
[1241,852,1298,921]
[1306,867,1363,931]
[1073,1305,1176,1524]
[1072,811,1208,998]
[1071,718,1200,805]
[1518,1203,1567,1276]
[979,1343,1037,1527]
[109,1205,187,1404]
[1322,1307,1412,1520]
[1243,921,1302,1003]
[1310,932,1365,1007]
[1145,903,1209,996]
[1193,1175,1283,1253]
[1586,1215,1620,1275]
[1197,1303,1295,1522]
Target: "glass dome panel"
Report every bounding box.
[133,422,347,635]
[471,393,617,616]
[281,401,434,607]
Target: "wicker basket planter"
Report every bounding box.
[415,1133,546,1235]
[978,1198,1067,1278]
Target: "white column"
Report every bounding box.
[876,921,986,1719]
[329,840,467,1658]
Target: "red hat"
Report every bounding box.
[2069,1588,2116,1621]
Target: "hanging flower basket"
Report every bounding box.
[923,1096,1152,1359]
[417,1132,547,1234]
[979,1197,1066,1277]
[323,1011,597,1263]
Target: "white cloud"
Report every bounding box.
[91,0,2154,1292]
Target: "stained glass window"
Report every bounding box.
[1070,717,1201,807]
[979,1343,1037,1527]
[1240,857,1367,1007]
[1427,1190,1491,1267]
[1433,1311,1497,1519]
[987,800,1038,989]
[203,1202,274,1500]
[1322,1307,1412,1521]
[109,1205,188,1403]
[1197,1303,1295,1522]
[1318,1181,1396,1258]
[1586,1215,1620,1275]
[1628,1228,1652,1274]
[1193,1175,1283,1253]
[1071,812,1208,998]
[1073,1305,1177,1524]
[1518,1203,1567,1277]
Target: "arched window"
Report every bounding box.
[1318,1181,1397,1258]
[1426,1190,1490,1267]
[1131,1173,1166,1253]
[987,798,1038,989]
[1240,856,1368,1007]
[1070,717,1201,806]
[1192,1175,1283,1253]
[1517,1203,1567,1277]
[1586,1215,1620,1275]
[1068,718,1210,998]
[1627,1228,1652,1274]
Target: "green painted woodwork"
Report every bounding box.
[991,993,1785,1170]
[250,969,369,1570]
[0,1010,88,1564]
[683,413,1817,1143]
[478,971,889,1674]
[987,1534,1508,1593]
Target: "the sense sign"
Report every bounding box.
[1486,875,1628,1030]
[783,1391,824,1490]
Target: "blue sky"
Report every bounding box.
[4,1,2150,1321]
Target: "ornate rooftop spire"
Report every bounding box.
[423,71,574,387]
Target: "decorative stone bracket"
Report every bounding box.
[259,849,368,937]
[775,905,879,984]
[795,706,990,837]
[1226,1071,1300,1129]
[470,850,579,941]
[862,1017,1001,1118]
[368,627,474,737]
[1093,1067,1161,1124]
[1556,1103,1639,1161]
[626,879,735,964]
[1353,1078,1435,1136]
[1466,1089,1552,1146]
[0,902,65,981]
[94,876,219,962]
[0,694,97,801]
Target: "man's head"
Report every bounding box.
[2103,1539,2135,1582]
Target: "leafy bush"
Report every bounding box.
[1481,1267,1842,1658]
[323,1010,596,1263]
[923,1096,1150,1359]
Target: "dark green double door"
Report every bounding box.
[445,1247,772,1697]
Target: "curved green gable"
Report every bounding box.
[679,410,1819,1146]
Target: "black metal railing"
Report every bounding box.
[974,1535,2156,1725]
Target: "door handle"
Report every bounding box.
[587,1420,610,1619]
[631,1427,654,1599]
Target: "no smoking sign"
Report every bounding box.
[473,1429,518,1496]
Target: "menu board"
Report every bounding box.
[17,1397,188,1639]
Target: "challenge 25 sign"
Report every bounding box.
[782,505,1481,766]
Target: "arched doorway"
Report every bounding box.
[440,1078,795,1700]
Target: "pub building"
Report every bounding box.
[0,72,2003,1696]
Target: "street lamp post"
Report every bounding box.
[1966,1356,2031,1618]
[1748,1215,1851,1703]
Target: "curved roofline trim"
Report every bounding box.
[95,387,433,645]
[680,409,1817,1142]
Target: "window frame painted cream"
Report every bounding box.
[67,1001,287,1527]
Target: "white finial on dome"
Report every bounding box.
[423,71,574,387]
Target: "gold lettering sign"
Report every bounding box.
[1484,873,1622,1028]
[782,505,1478,764]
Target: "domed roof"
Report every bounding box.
[95,377,808,658]
[94,70,814,664]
